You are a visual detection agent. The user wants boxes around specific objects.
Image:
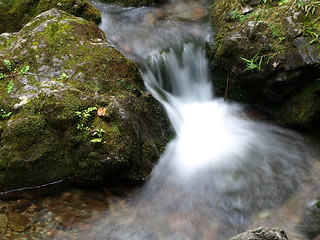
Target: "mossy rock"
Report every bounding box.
[209,0,320,128]
[0,0,101,34]
[0,9,171,192]
[275,80,320,128]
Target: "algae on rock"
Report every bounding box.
[0,9,171,192]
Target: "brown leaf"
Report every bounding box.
[97,107,107,117]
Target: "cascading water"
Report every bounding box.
[83,1,319,239]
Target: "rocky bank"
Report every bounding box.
[209,0,320,128]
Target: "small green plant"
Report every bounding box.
[7,81,15,94]
[252,10,262,27]
[19,65,30,75]
[241,55,264,72]
[75,107,97,130]
[75,107,107,143]
[76,107,97,119]
[229,10,246,21]
[296,0,320,16]
[0,73,7,80]
[4,59,11,71]
[59,72,68,80]
[90,128,106,143]
[278,36,286,43]
[304,22,320,44]
[0,60,30,80]
[0,109,11,119]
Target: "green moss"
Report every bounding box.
[269,22,283,38]
[7,115,46,137]
[127,165,149,180]
[0,0,39,33]
[276,81,320,128]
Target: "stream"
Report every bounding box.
[1,0,320,239]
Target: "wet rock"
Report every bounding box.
[293,37,320,65]
[209,0,320,128]
[0,9,171,192]
[8,213,31,232]
[228,227,288,240]
[298,201,320,239]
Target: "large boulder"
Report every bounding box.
[209,0,320,128]
[0,9,171,192]
[0,0,101,34]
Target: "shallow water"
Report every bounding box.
[85,1,320,240]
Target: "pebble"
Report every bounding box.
[9,212,31,232]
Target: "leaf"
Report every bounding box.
[240,57,252,63]
[90,138,103,143]
[97,107,107,117]
[278,0,291,5]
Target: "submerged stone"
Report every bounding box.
[0,9,171,192]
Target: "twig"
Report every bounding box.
[224,73,230,101]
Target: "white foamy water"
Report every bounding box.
[141,43,262,178]
[82,2,320,239]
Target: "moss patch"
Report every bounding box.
[275,80,320,128]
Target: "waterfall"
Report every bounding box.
[85,2,319,239]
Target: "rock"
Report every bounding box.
[8,213,31,232]
[0,9,171,192]
[298,200,320,239]
[0,214,8,235]
[228,227,288,240]
[0,0,101,34]
[209,0,320,128]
